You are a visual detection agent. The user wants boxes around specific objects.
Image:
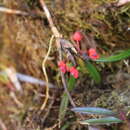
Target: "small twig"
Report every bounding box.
[39,0,61,38]
[0,6,42,18]
[0,6,29,16]
[41,35,54,110]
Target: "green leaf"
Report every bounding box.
[80,117,123,125]
[67,76,76,91]
[95,49,130,62]
[59,76,76,121]
[85,61,101,83]
[61,122,71,130]
[71,107,115,116]
[59,92,69,121]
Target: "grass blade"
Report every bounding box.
[71,107,115,116]
[95,49,130,62]
[80,117,123,125]
[85,61,101,83]
[59,92,69,121]
[59,76,76,120]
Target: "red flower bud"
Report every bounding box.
[58,61,67,73]
[72,31,83,42]
[69,67,79,79]
[88,48,100,60]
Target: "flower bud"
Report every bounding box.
[69,67,79,78]
[72,31,83,42]
[88,48,100,60]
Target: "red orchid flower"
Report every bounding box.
[58,61,79,79]
[88,48,100,60]
[69,67,79,79]
[58,61,68,73]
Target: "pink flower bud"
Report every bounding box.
[72,31,83,42]
[58,61,67,73]
[88,48,100,60]
[69,67,79,79]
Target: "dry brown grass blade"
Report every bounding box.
[0,6,29,16]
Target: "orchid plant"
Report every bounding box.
[59,30,130,126]
[58,31,100,80]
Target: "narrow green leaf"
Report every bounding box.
[67,76,76,91]
[80,117,123,125]
[71,107,115,116]
[95,49,130,62]
[59,76,76,121]
[59,93,69,121]
[61,122,71,130]
[85,61,101,83]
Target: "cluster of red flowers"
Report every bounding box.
[58,61,79,79]
[58,31,100,79]
[72,31,100,60]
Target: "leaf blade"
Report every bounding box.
[59,93,69,121]
[71,107,115,116]
[85,61,101,83]
[59,76,76,120]
[95,49,130,62]
[80,117,123,125]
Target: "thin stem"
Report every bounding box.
[61,72,76,107]
[39,0,61,38]
[39,0,76,107]
[41,35,54,110]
